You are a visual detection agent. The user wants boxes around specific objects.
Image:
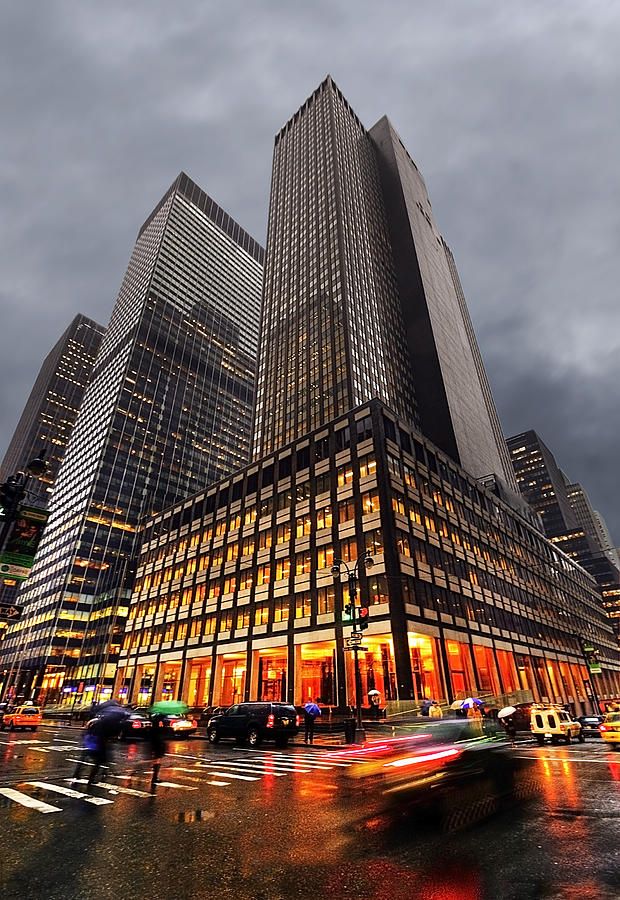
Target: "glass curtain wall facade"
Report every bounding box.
[118,400,620,715]
[0,314,105,500]
[0,173,263,704]
[0,315,104,617]
[252,76,418,458]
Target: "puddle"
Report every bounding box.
[177,808,215,823]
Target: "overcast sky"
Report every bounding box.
[1,2,619,539]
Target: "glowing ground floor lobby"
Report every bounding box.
[114,622,619,716]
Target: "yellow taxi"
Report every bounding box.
[1,705,43,732]
[600,712,620,750]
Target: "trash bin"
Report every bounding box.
[344,717,357,744]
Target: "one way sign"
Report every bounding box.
[0,604,22,621]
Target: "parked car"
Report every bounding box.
[577,715,604,738]
[207,702,301,748]
[118,710,153,741]
[1,705,43,732]
[161,713,198,737]
[600,712,620,749]
[530,705,584,745]
[0,702,11,727]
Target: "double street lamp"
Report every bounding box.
[331,553,374,744]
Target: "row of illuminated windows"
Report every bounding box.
[134,495,380,595]
[125,577,391,653]
[129,529,385,618]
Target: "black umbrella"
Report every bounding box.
[91,700,130,737]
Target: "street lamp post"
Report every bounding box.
[331,553,374,744]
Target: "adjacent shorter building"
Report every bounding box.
[116,401,620,715]
[0,174,263,704]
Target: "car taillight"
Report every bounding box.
[191,719,197,727]
[600,725,607,732]
[296,715,302,727]
[131,721,141,729]
[266,714,275,728]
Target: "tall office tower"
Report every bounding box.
[369,117,518,497]
[0,314,105,504]
[252,78,418,458]
[118,80,620,718]
[566,482,620,569]
[0,173,263,703]
[253,77,517,501]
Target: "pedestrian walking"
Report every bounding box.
[428,701,443,719]
[147,712,168,792]
[303,699,321,744]
[502,714,517,747]
[72,717,110,786]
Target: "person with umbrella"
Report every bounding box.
[498,706,518,746]
[368,689,382,719]
[72,699,129,786]
[303,698,321,744]
[147,699,188,791]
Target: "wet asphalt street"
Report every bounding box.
[0,724,619,900]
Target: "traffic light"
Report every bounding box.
[0,476,25,521]
[358,603,370,631]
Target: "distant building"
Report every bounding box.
[566,482,620,569]
[507,430,620,637]
[0,315,104,626]
[0,314,105,505]
[0,173,263,704]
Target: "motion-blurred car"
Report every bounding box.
[207,702,300,748]
[577,715,604,738]
[341,719,525,828]
[1,705,43,731]
[600,712,620,749]
[118,710,153,741]
[0,702,11,727]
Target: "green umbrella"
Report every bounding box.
[150,700,189,715]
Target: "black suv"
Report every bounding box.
[207,702,300,748]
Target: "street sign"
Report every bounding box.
[0,561,31,581]
[344,646,368,652]
[588,662,602,675]
[347,633,363,644]
[0,603,22,621]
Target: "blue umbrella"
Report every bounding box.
[460,697,484,709]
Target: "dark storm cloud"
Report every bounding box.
[1,2,619,535]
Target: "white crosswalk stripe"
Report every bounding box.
[68,779,153,798]
[27,781,114,806]
[0,786,62,813]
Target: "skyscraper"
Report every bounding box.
[252,78,417,458]
[0,173,263,703]
[566,482,620,569]
[0,315,104,621]
[0,314,105,505]
[507,430,620,621]
[253,78,517,501]
[118,80,620,719]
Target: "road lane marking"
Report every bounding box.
[27,781,114,806]
[207,780,230,786]
[200,760,310,777]
[233,750,335,770]
[0,786,62,813]
[67,758,96,766]
[195,770,258,782]
[67,780,152,798]
[152,781,197,790]
[514,754,614,764]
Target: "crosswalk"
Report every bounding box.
[0,744,366,817]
